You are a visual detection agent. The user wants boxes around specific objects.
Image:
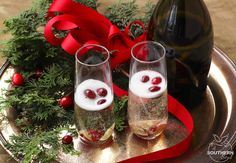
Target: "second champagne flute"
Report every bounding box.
[128,41,168,140]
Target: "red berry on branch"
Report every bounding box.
[12,73,24,86]
[62,135,73,144]
[96,88,107,97]
[97,99,106,105]
[59,96,73,108]
[84,89,96,99]
[151,77,162,85]
[35,69,43,78]
[148,86,161,92]
[141,75,150,83]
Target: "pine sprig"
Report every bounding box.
[104,1,155,39]
[27,64,73,94]
[74,0,97,10]
[0,63,74,133]
[113,96,128,131]
[105,1,139,30]
[0,0,70,70]
[3,10,42,36]
[6,127,78,163]
[4,0,53,36]
[0,35,63,71]
[32,0,53,22]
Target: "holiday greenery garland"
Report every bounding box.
[0,0,155,162]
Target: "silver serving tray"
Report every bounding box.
[0,47,235,162]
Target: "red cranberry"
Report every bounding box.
[59,96,73,108]
[62,135,73,144]
[149,127,157,134]
[151,77,162,85]
[148,86,161,92]
[88,129,104,142]
[97,99,106,105]
[141,75,150,83]
[12,73,24,86]
[84,89,96,99]
[96,88,108,97]
[35,69,43,78]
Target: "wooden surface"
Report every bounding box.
[0,0,236,162]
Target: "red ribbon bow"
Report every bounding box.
[44,0,194,162]
[44,0,145,70]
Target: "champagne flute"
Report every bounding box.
[128,41,168,140]
[74,44,114,145]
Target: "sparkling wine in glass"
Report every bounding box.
[74,44,114,145]
[128,41,168,140]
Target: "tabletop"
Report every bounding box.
[0,0,236,162]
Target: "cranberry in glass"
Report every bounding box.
[141,75,150,83]
[84,89,96,99]
[151,77,162,85]
[97,99,106,105]
[97,88,108,97]
[148,86,161,92]
[88,129,104,142]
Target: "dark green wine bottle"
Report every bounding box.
[147,0,213,106]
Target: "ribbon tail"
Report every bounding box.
[113,84,128,97]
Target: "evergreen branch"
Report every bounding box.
[104,1,139,30]
[0,63,74,133]
[26,64,73,93]
[113,96,128,131]
[32,0,53,21]
[3,0,53,37]
[104,0,155,38]
[0,35,64,70]
[6,127,79,163]
[3,10,42,36]
[74,0,97,10]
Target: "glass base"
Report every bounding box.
[79,134,113,146]
[134,131,163,140]
[131,123,167,140]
